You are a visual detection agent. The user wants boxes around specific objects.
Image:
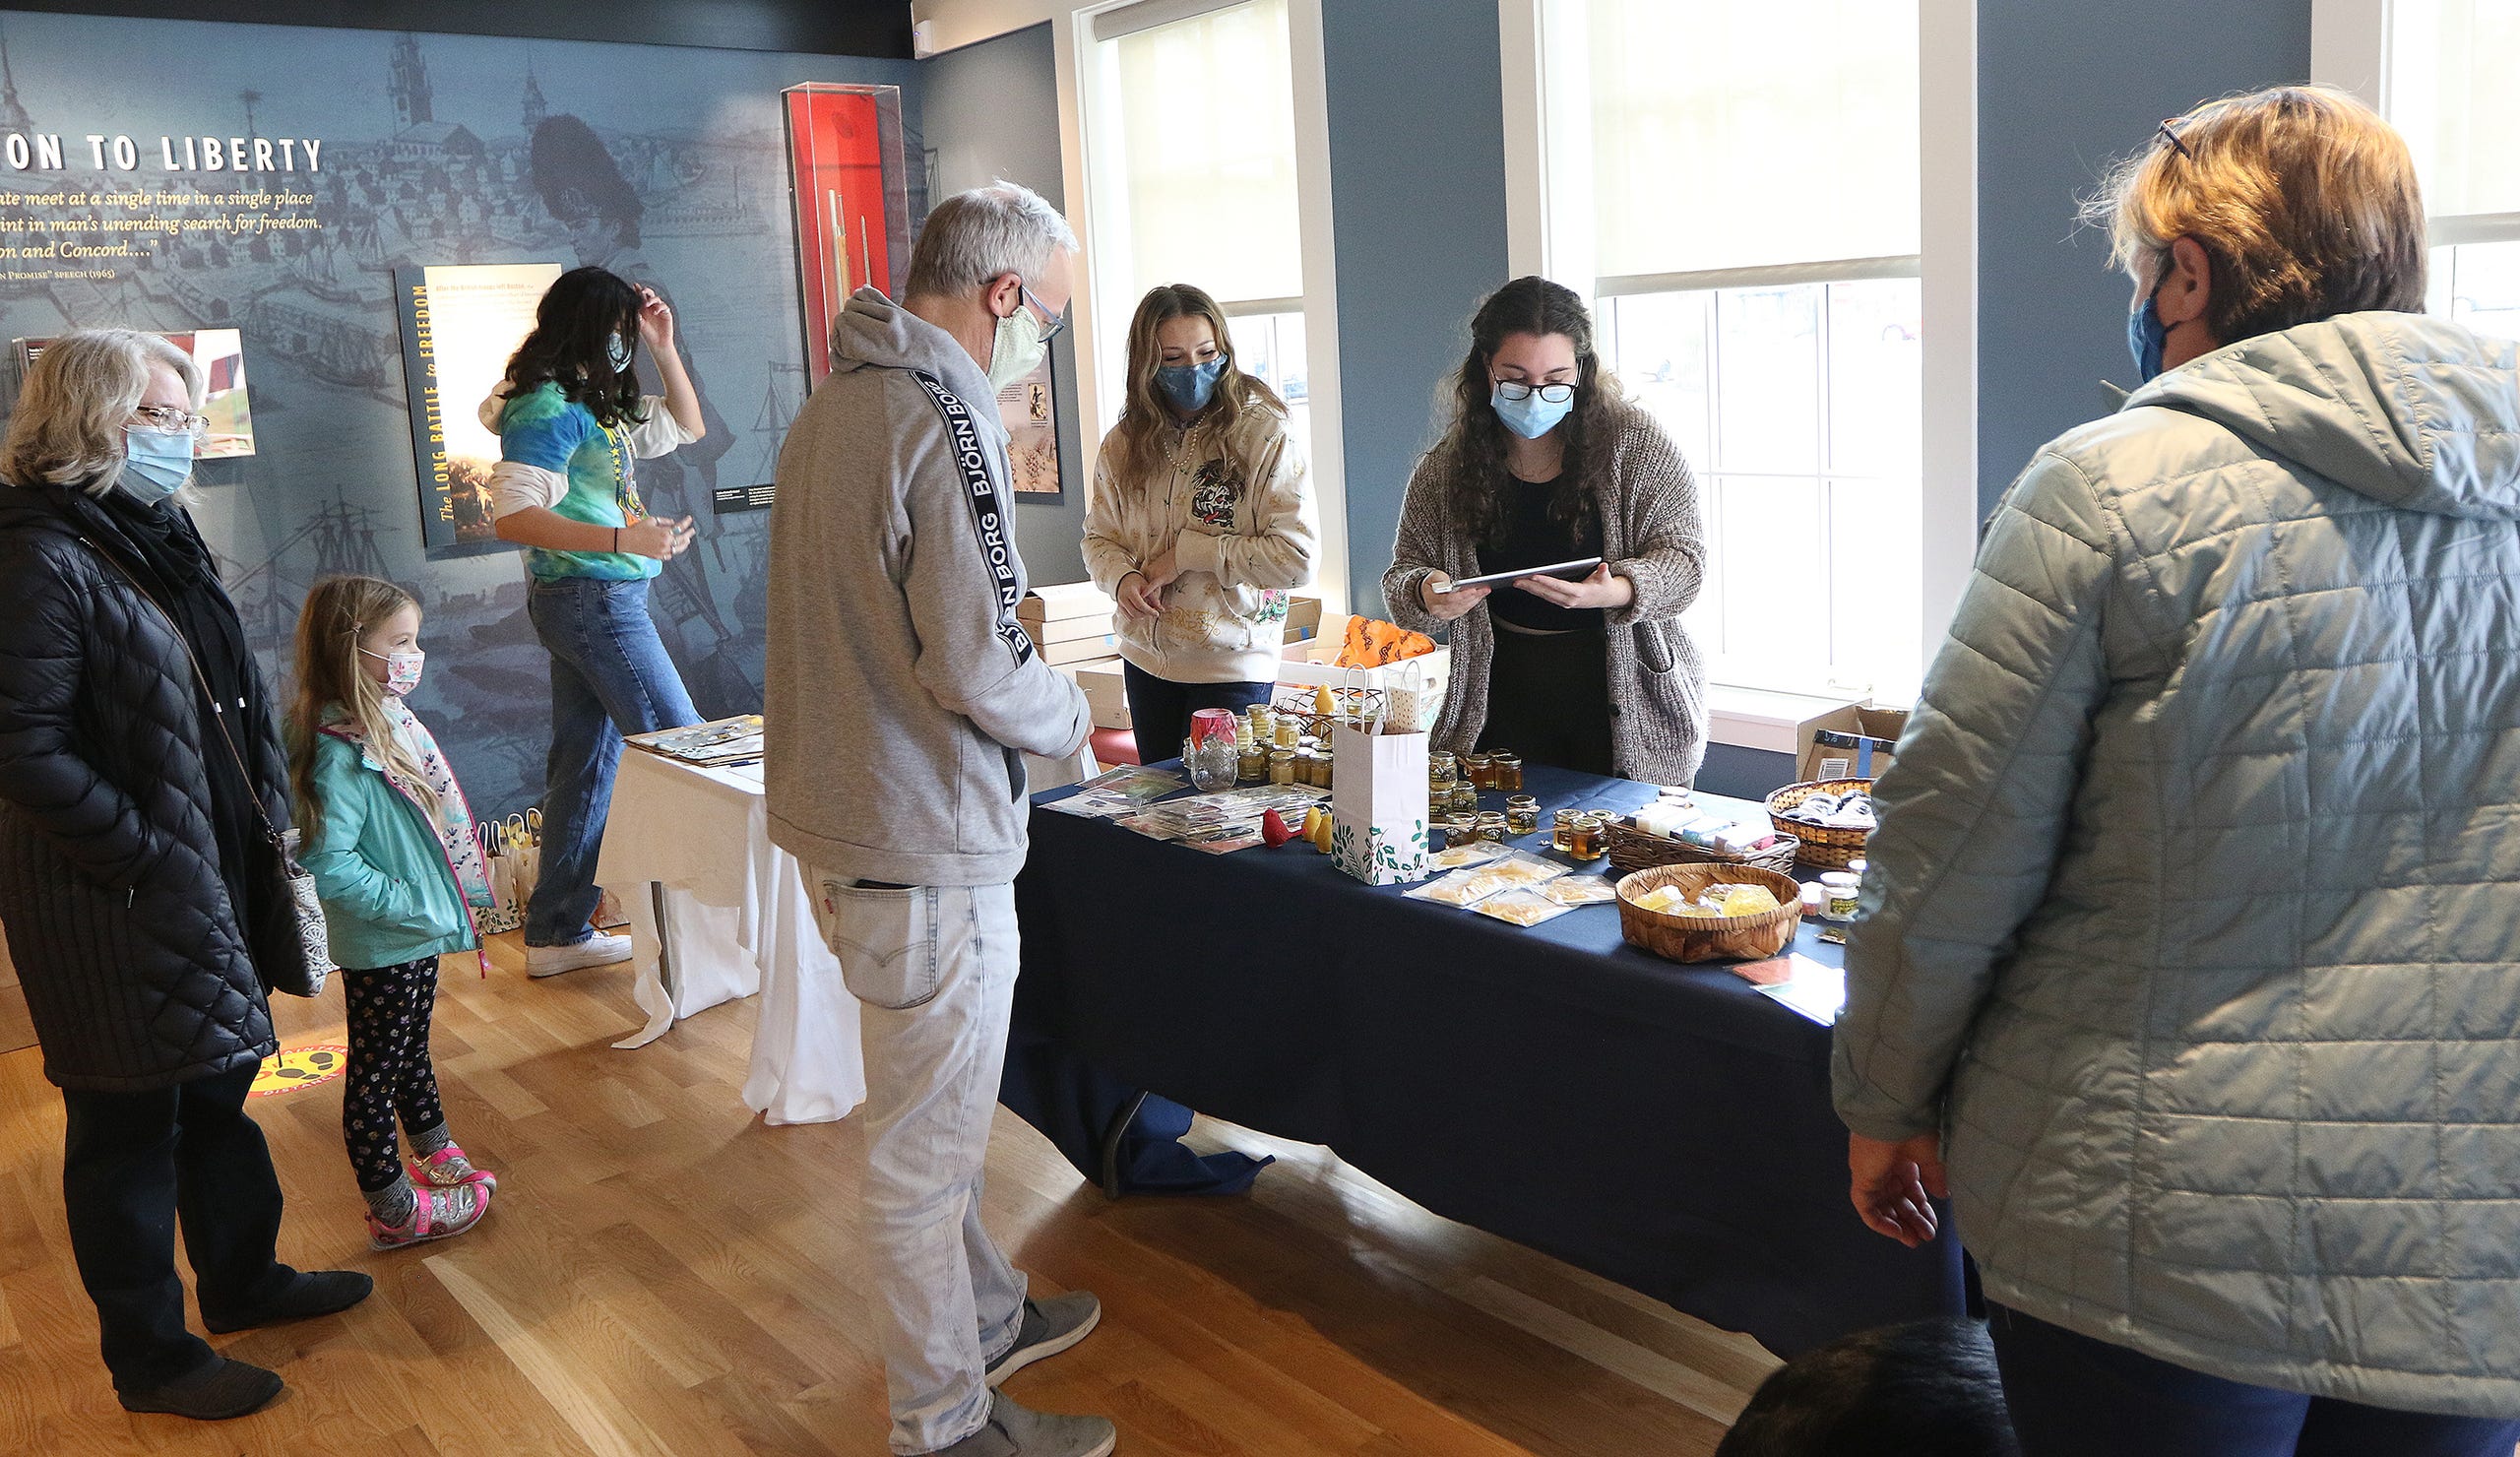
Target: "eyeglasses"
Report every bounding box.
[1019,282,1068,345]
[130,405,209,437]
[2155,117,2195,161]
[1494,380,1574,405]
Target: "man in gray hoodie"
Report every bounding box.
[765,183,1108,1457]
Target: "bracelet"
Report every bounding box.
[613,527,620,553]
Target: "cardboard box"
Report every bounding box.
[1796,705,1910,785]
[1038,633,1121,667]
[1068,658,1132,730]
[1019,582,1113,623]
[1024,611,1117,648]
[1283,594,1324,642]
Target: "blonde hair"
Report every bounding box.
[2087,85,2427,345]
[1105,284,1287,496]
[288,576,442,848]
[1,329,202,495]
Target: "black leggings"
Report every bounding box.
[341,956,447,1193]
[1479,624,1614,776]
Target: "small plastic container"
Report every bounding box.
[1820,871,1861,922]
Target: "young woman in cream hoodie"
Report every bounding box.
[1083,285,1316,760]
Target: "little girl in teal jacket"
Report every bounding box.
[288,575,499,1249]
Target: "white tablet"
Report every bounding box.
[1429,557,1605,594]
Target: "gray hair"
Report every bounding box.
[902,180,1078,301]
[2,328,202,496]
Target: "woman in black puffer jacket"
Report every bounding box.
[0,330,371,1421]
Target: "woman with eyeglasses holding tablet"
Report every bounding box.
[1383,276,1707,783]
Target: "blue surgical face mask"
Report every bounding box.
[120,427,194,500]
[1157,356,1226,414]
[2127,285,2171,384]
[606,331,634,372]
[1490,380,1574,440]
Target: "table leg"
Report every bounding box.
[1098,1089,1150,1200]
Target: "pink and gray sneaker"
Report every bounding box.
[367,1180,490,1250]
[411,1143,498,1196]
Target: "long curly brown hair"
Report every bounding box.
[1104,284,1288,493]
[1426,276,1626,546]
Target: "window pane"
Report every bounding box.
[1714,475,1828,678]
[1229,310,1310,458]
[1714,285,1821,475]
[1605,291,1712,466]
[1825,476,1923,700]
[2436,240,2520,346]
[1590,0,1920,278]
[2391,0,2520,218]
[1109,0,1301,304]
[1825,278,1922,478]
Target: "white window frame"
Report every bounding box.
[1498,0,1976,713]
[914,0,1354,614]
[2314,1,2520,253]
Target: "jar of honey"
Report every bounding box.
[1428,751,1459,793]
[1443,813,1481,849]
[1488,751,1523,792]
[1476,811,1509,844]
[1460,751,1491,790]
[1506,795,1541,835]
[1569,812,1609,861]
[1238,740,1269,783]
[1449,782,1480,814]
[1269,748,1297,786]
[1552,807,1581,853]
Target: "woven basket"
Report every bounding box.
[1766,779,1876,869]
[1614,863,1805,965]
[1605,816,1800,878]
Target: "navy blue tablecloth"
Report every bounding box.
[999,762,1967,1358]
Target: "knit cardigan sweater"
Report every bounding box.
[1382,405,1709,785]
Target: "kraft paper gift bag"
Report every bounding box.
[1330,717,1429,886]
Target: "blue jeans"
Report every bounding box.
[1988,1304,2520,1457]
[525,577,699,947]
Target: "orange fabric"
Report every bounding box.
[1335,617,1435,668]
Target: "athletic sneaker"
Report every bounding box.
[925,1392,1116,1457]
[368,1180,490,1250]
[985,1292,1102,1387]
[412,1142,498,1195]
[526,933,633,979]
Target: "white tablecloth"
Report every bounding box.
[595,751,864,1125]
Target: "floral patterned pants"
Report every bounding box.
[340,956,448,1193]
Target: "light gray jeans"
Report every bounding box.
[809,873,1029,1455]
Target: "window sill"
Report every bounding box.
[1704,684,1866,755]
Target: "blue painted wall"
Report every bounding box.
[1319,0,1512,618]
[1975,0,2313,512]
[918,21,1090,586]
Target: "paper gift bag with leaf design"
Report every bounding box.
[1330,714,1429,886]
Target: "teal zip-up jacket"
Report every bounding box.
[302,715,484,971]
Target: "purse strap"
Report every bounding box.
[79,537,290,857]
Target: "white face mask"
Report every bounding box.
[985,301,1048,394]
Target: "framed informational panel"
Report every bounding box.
[394,262,564,552]
[999,352,1063,497]
[783,84,913,388]
[16,330,257,458]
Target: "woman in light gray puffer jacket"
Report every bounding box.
[1834,88,2520,1453]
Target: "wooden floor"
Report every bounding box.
[0,932,1775,1456]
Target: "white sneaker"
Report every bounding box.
[526,933,633,979]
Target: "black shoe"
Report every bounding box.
[202,1269,374,1334]
[118,1357,284,1420]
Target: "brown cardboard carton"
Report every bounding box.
[1795,705,1910,785]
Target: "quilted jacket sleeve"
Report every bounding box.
[1604,417,1707,628]
[0,548,176,890]
[1832,452,2118,1141]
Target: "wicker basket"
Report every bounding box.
[1766,779,1877,869]
[1614,863,1805,965]
[1605,816,1800,878]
